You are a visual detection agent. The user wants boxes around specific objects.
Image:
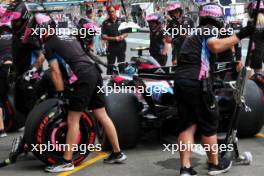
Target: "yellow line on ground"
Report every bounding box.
[256,133,264,138]
[57,151,108,176]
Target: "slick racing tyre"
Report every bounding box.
[99,93,141,150]
[237,80,264,137]
[24,98,96,165]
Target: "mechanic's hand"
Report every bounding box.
[172,59,177,65]
[236,61,244,72]
[236,21,256,40]
[118,35,125,42]
[161,50,167,56]
[115,36,121,42]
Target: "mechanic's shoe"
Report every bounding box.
[45,159,74,173]
[180,167,197,176]
[103,151,127,164]
[208,157,232,175]
[0,130,7,138]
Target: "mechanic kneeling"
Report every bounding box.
[173,3,255,176]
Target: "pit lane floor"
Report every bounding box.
[0,128,264,176]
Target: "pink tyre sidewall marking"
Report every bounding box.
[51,122,81,151]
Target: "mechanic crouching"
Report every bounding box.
[173,3,255,176]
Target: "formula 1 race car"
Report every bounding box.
[1,43,262,168]
[100,46,264,149]
[2,47,263,168]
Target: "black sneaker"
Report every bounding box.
[103,151,127,164]
[180,167,197,176]
[208,158,232,175]
[45,159,74,173]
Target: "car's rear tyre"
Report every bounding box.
[24,98,96,165]
[100,93,141,150]
[237,80,264,137]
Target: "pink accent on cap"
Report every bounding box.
[0,6,6,16]
[35,13,51,25]
[165,3,182,12]
[83,22,100,31]
[199,5,223,17]
[252,0,264,9]
[0,10,21,23]
[145,15,158,21]
[0,10,21,26]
